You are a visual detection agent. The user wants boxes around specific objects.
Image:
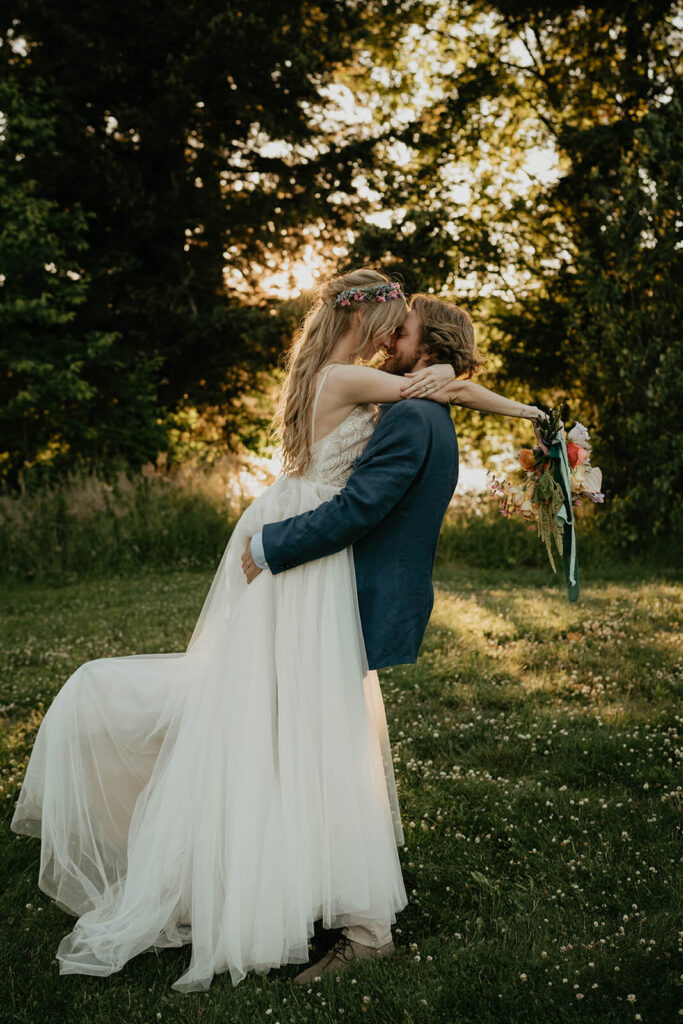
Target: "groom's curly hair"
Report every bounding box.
[410,294,487,380]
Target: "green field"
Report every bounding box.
[0,562,680,1024]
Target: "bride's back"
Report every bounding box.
[303,364,377,488]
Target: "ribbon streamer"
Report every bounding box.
[547,429,580,602]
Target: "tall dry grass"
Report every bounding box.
[0,455,277,582]
[435,490,679,581]
[0,462,677,584]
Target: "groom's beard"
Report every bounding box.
[380,351,420,376]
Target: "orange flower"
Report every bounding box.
[566,443,588,468]
[518,448,536,471]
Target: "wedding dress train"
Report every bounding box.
[11,398,407,991]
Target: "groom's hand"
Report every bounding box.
[241,540,263,584]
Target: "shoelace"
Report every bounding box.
[328,935,355,964]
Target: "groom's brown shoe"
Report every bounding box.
[293,934,395,985]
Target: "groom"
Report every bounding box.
[240,294,468,981]
[242,295,470,664]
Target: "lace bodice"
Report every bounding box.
[304,404,378,487]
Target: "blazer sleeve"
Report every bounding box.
[262,403,430,574]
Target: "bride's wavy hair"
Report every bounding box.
[275,268,408,476]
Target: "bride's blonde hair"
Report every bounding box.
[275,268,408,475]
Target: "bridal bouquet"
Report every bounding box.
[487,406,604,602]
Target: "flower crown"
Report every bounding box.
[332,282,404,308]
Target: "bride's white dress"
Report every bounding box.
[11,399,407,992]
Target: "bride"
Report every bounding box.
[10,268,459,992]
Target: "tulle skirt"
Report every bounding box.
[11,472,407,991]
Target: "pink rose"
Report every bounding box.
[567,443,588,468]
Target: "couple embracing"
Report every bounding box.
[11,269,547,992]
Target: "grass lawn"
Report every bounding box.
[0,562,680,1024]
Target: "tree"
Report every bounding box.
[0,72,161,483]
[349,1,683,539]
[0,0,418,481]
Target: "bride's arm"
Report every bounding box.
[328,363,455,406]
[433,378,546,421]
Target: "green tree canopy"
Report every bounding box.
[349,1,683,539]
[2,1,681,542]
[0,0,417,482]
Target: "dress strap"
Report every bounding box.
[310,363,340,445]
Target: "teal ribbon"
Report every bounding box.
[546,429,580,602]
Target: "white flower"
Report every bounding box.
[568,422,591,449]
[574,464,603,495]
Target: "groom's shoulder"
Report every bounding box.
[379,399,452,430]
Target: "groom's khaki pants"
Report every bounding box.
[341,919,392,948]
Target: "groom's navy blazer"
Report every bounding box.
[262,400,459,670]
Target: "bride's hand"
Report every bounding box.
[532,417,545,448]
[426,384,453,406]
[400,363,455,399]
[531,409,550,452]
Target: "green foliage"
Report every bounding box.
[2,1,681,541]
[350,2,683,540]
[558,101,683,541]
[485,6,683,541]
[0,74,160,483]
[0,2,418,481]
